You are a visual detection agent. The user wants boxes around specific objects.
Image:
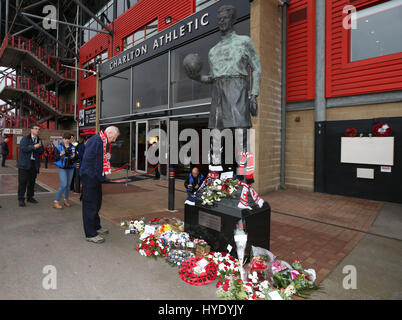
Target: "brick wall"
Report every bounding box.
[285,109,315,191]
[251,0,283,194]
[326,102,402,121]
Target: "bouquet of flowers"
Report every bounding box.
[159,231,191,249]
[216,276,248,300]
[136,235,168,259]
[165,249,195,268]
[271,259,317,297]
[204,252,240,281]
[201,178,239,206]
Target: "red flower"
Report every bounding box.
[165,253,168,258]
[151,250,155,255]
[146,250,151,256]
[216,281,222,288]
[222,283,230,291]
[251,294,260,300]
[237,279,242,284]
[150,240,155,247]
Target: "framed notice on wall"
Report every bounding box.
[341,137,394,166]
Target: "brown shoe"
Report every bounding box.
[64,199,71,207]
[53,201,63,209]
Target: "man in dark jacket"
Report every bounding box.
[79,126,119,244]
[184,167,204,206]
[17,124,44,207]
[1,137,9,167]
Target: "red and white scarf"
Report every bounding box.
[99,130,111,176]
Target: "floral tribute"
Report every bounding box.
[201,178,239,206]
[344,127,357,137]
[159,231,192,249]
[271,259,318,296]
[204,252,240,281]
[179,256,218,286]
[372,123,392,137]
[136,235,168,259]
[165,249,195,268]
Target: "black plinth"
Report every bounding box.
[184,200,270,259]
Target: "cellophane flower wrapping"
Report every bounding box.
[249,246,276,283]
[234,220,247,281]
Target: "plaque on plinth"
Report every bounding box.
[184,193,270,259]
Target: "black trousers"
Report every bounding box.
[1,154,7,166]
[18,161,37,201]
[81,174,102,238]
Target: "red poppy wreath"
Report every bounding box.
[179,256,218,286]
[344,127,357,137]
[372,123,392,137]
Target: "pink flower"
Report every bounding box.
[290,270,299,280]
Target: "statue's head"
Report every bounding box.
[217,5,236,34]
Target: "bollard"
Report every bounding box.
[168,167,175,211]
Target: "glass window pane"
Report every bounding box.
[351,0,402,62]
[133,29,145,45]
[100,123,130,168]
[123,34,133,50]
[101,51,108,62]
[117,0,124,18]
[146,19,158,38]
[101,68,131,118]
[133,54,168,111]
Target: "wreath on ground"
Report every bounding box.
[179,256,218,286]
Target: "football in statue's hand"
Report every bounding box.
[183,53,203,79]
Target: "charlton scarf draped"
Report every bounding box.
[99,130,111,176]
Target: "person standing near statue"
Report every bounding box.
[17,124,44,207]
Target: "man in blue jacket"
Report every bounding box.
[17,124,44,207]
[79,126,119,244]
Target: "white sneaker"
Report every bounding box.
[86,235,105,243]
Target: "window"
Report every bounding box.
[82,99,87,108]
[196,0,216,12]
[132,53,168,112]
[101,68,131,118]
[101,50,108,62]
[82,62,88,79]
[134,28,146,46]
[146,19,158,38]
[350,0,402,62]
[87,97,94,106]
[123,34,133,50]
